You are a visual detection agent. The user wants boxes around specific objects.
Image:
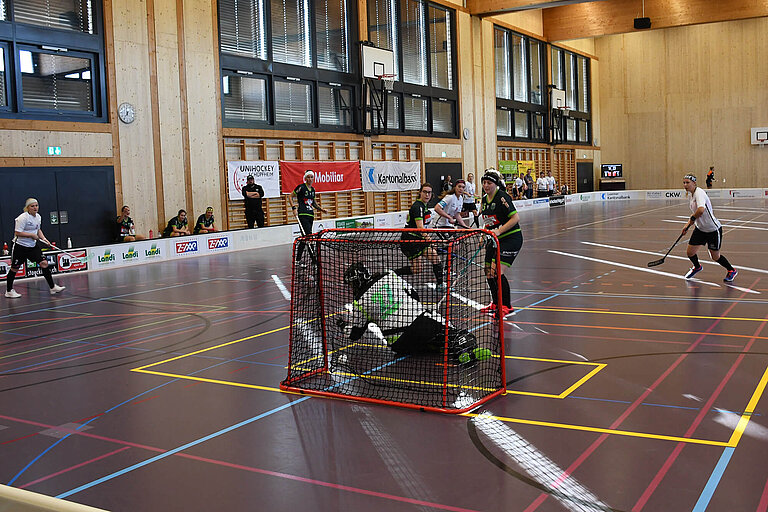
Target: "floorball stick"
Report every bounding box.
[647,232,686,267]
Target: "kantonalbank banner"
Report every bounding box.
[280,160,362,194]
[360,161,420,192]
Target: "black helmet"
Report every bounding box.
[344,262,372,293]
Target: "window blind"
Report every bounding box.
[223,74,267,121]
[271,0,311,67]
[219,0,267,59]
[13,0,93,34]
[315,0,349,72]
[400,0,426,86]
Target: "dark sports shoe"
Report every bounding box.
[684,265,703,279]
[724,269,738,283]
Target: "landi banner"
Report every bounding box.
[280,161,362,194]
[360,161,421,192]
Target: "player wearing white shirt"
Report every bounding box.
[681,174,737,282]
[536,175,547,197]
[545,170,557,196]
[6,198,65,298]
[435,180,471,228]
[462,173,480,227]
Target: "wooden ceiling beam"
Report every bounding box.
[542,0,768,41]
[467,0,610,17]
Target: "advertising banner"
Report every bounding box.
[227,161,280,200]
[90,245,121,270]
[336,216,374,229]
[729,189,762,199]
[549,195,566,207]
[57,250,88,273]
[171,238,201,258]
[498,160,517,179]
[205,234,233,253]
[360,161,421,192]
[280,161,362,194]
[517,161,536,179]
[0,258,25,279]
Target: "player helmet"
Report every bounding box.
[344,262,373,295]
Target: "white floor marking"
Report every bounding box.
[674,216,768,226]
[564,203,679,230]
[271,274,291,300]
[662,219,768,231]
[581,241,768,276]
[549,250,727,288]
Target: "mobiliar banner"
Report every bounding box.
[360,160,421,192]
[227,161,281,200]
[280,161,362,194]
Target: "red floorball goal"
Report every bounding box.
[280,228,506,413]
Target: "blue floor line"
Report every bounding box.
[692,446,735,511]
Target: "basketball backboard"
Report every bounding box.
[750,127,768,145]
[362,45,395,79]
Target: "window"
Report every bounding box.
[494,27,546,141]
[219,0,356,131]
[222,73,268,122]
[0,0,106,121]
[551,45,591,144]
[19,49,93,112]
[0,45,7,108]
[368,0,457,136]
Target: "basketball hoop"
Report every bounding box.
[377,73,396,91]
[758,137,767,147]
[556,106,571,117]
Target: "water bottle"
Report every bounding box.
[149,229,154,239]
[67,237,72,249]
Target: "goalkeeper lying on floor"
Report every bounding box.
[338,262,491,364]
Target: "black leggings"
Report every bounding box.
[295,215,315,261]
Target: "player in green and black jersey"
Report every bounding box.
[289,170,327,262]
[398,183,444,287]
[479,169,523,317]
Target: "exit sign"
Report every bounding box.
[47,146,62,156]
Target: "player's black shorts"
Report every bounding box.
[10,242,45,268]
[689,226,723,251]
[485,232,523,268]
[462,202,477,212]
[399,231,428,260]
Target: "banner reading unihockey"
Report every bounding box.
[227,161,280,200]
[280,161,362,194]
[360,161,421,192]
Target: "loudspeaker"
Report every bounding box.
[634,17,651,29]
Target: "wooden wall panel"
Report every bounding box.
[492,10,543,37]
[543,0,768,42]
[113,0,159,237]
[595,18,768,190]
[154,0,187,221]
[183,0,222,221]
[0,132,113,158]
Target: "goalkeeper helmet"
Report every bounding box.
[344,262,373,294]
[481,168,504,188]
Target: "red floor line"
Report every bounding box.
[131,395,159,405]
[522,284,753,512]
[512,321,768,341]
[1,432,39,446]
[19,447,131,490]
[0,413,477,512]
[632,316,768,512]
[756,475,768,512]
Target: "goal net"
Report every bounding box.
[281,228,506,413]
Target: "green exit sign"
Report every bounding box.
[47,146,62,156]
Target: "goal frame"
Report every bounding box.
[280,228,507,413]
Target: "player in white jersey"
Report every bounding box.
[5,198,66,298]
[462,173,479,227]
[434,180,471,228]
[681,174,737,282]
